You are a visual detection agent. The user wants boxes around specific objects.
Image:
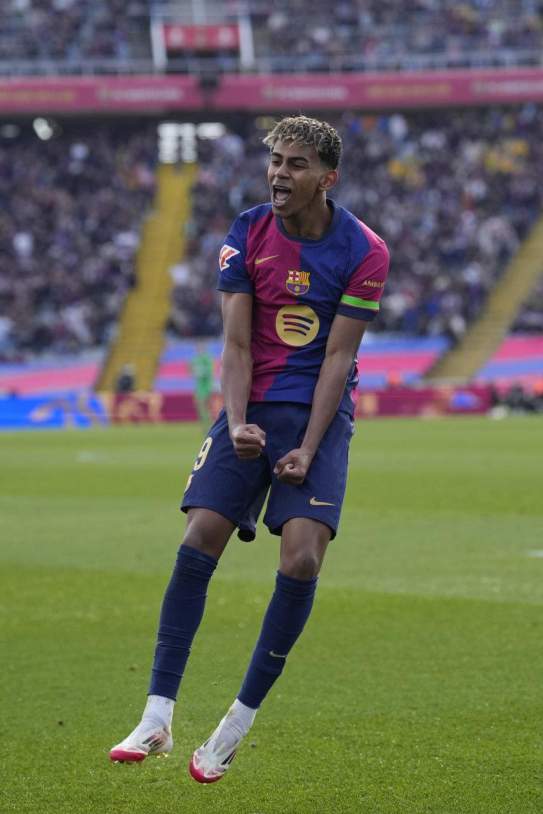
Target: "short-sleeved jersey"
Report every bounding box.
[218,199,389,414]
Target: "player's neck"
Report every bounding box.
[280,197,333,241]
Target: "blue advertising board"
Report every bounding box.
[0,392,110,430]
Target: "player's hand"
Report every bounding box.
[274,448,314,485]
[230,423,266,459]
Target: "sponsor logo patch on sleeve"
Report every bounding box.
[219,244,240,271]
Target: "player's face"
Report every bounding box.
[267,140,336,219]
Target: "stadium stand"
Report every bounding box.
[155,335,451,394]
[0,350,103,396]
[513,274,543,332]
[0,123,156,364]
[96,162,196,393]
[2,0,543,75]
[0,0,151,75]
[251,0,543,72]
[475,334,543,389]
[1,4,543,405]
[2,107,543,397]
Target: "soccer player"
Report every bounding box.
[191,341,214,426]
[109,115,390,782]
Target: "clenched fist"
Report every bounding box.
[230,423,266,459]
[274,448,314,485]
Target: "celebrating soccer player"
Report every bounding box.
[110,115,390,782]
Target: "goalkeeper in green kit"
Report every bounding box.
[191,342,214,426]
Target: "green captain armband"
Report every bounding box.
[340,294,379,311]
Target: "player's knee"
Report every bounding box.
[181,511,231,560]
[181,528,220,559]
[280,549,321,580]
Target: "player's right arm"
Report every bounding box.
[221,292,266,459]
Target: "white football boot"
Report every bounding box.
[109,720,173,763]
[189,704,249,783]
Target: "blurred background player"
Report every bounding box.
[191,341,214,426]
[109,115,389,781]
[114,363,136,394]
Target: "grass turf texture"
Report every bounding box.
[1,417,542,814]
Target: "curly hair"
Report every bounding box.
[263,115,342,170]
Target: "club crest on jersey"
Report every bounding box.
[219,244,240,271]
[286,269,310,296]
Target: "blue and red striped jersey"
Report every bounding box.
[218,200,390,414]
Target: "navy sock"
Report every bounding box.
[238,571,318,709]
[149,544,217,700]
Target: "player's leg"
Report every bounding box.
[237,517,330,705]
[189,406,352,781]
[189,518,330,783]
[147,508,234,698]
[109,508,234,763]
[230,407,351,722]
[194,385,212,427]
[110,408,270,763]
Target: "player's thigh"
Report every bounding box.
[264,409,354,540]
[279,517,332,579]
[182,410,270,531]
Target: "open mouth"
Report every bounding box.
[272,185,292,207]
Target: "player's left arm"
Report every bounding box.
[274,315,367,485]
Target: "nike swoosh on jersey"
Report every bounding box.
[255,254,279,265]
[309,497,335,507]
[269,650,287,658]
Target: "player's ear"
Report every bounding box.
[318,168,338,192]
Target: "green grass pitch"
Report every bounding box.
[1,416,542,814]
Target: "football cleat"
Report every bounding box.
[109,721,173,763]
[189,708,246,783]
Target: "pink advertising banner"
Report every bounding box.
[2,68,543,114]
[216,69,543,110]
[0,75,202,113]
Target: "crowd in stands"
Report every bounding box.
[2,107,542,363]
[167,105,543,342]
[168,128,267,338]
[1,0,542,73]
[0,0,150,71]
[253,0,543,71]
[0,125,156,360]
[513,276,543,332]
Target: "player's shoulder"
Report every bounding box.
[220,204,274,271]
[224,204,273,257]
[335,203,389,261]
[232,203,273,230]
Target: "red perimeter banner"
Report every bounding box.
[107,386,491,424]
[2,69,543,113]
[163,23,239,51]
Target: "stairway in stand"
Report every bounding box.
[426,216,543,383]
[97,163,196,392]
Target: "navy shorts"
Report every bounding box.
[181,402,354,540]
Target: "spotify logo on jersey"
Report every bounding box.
[275,305,320,347]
